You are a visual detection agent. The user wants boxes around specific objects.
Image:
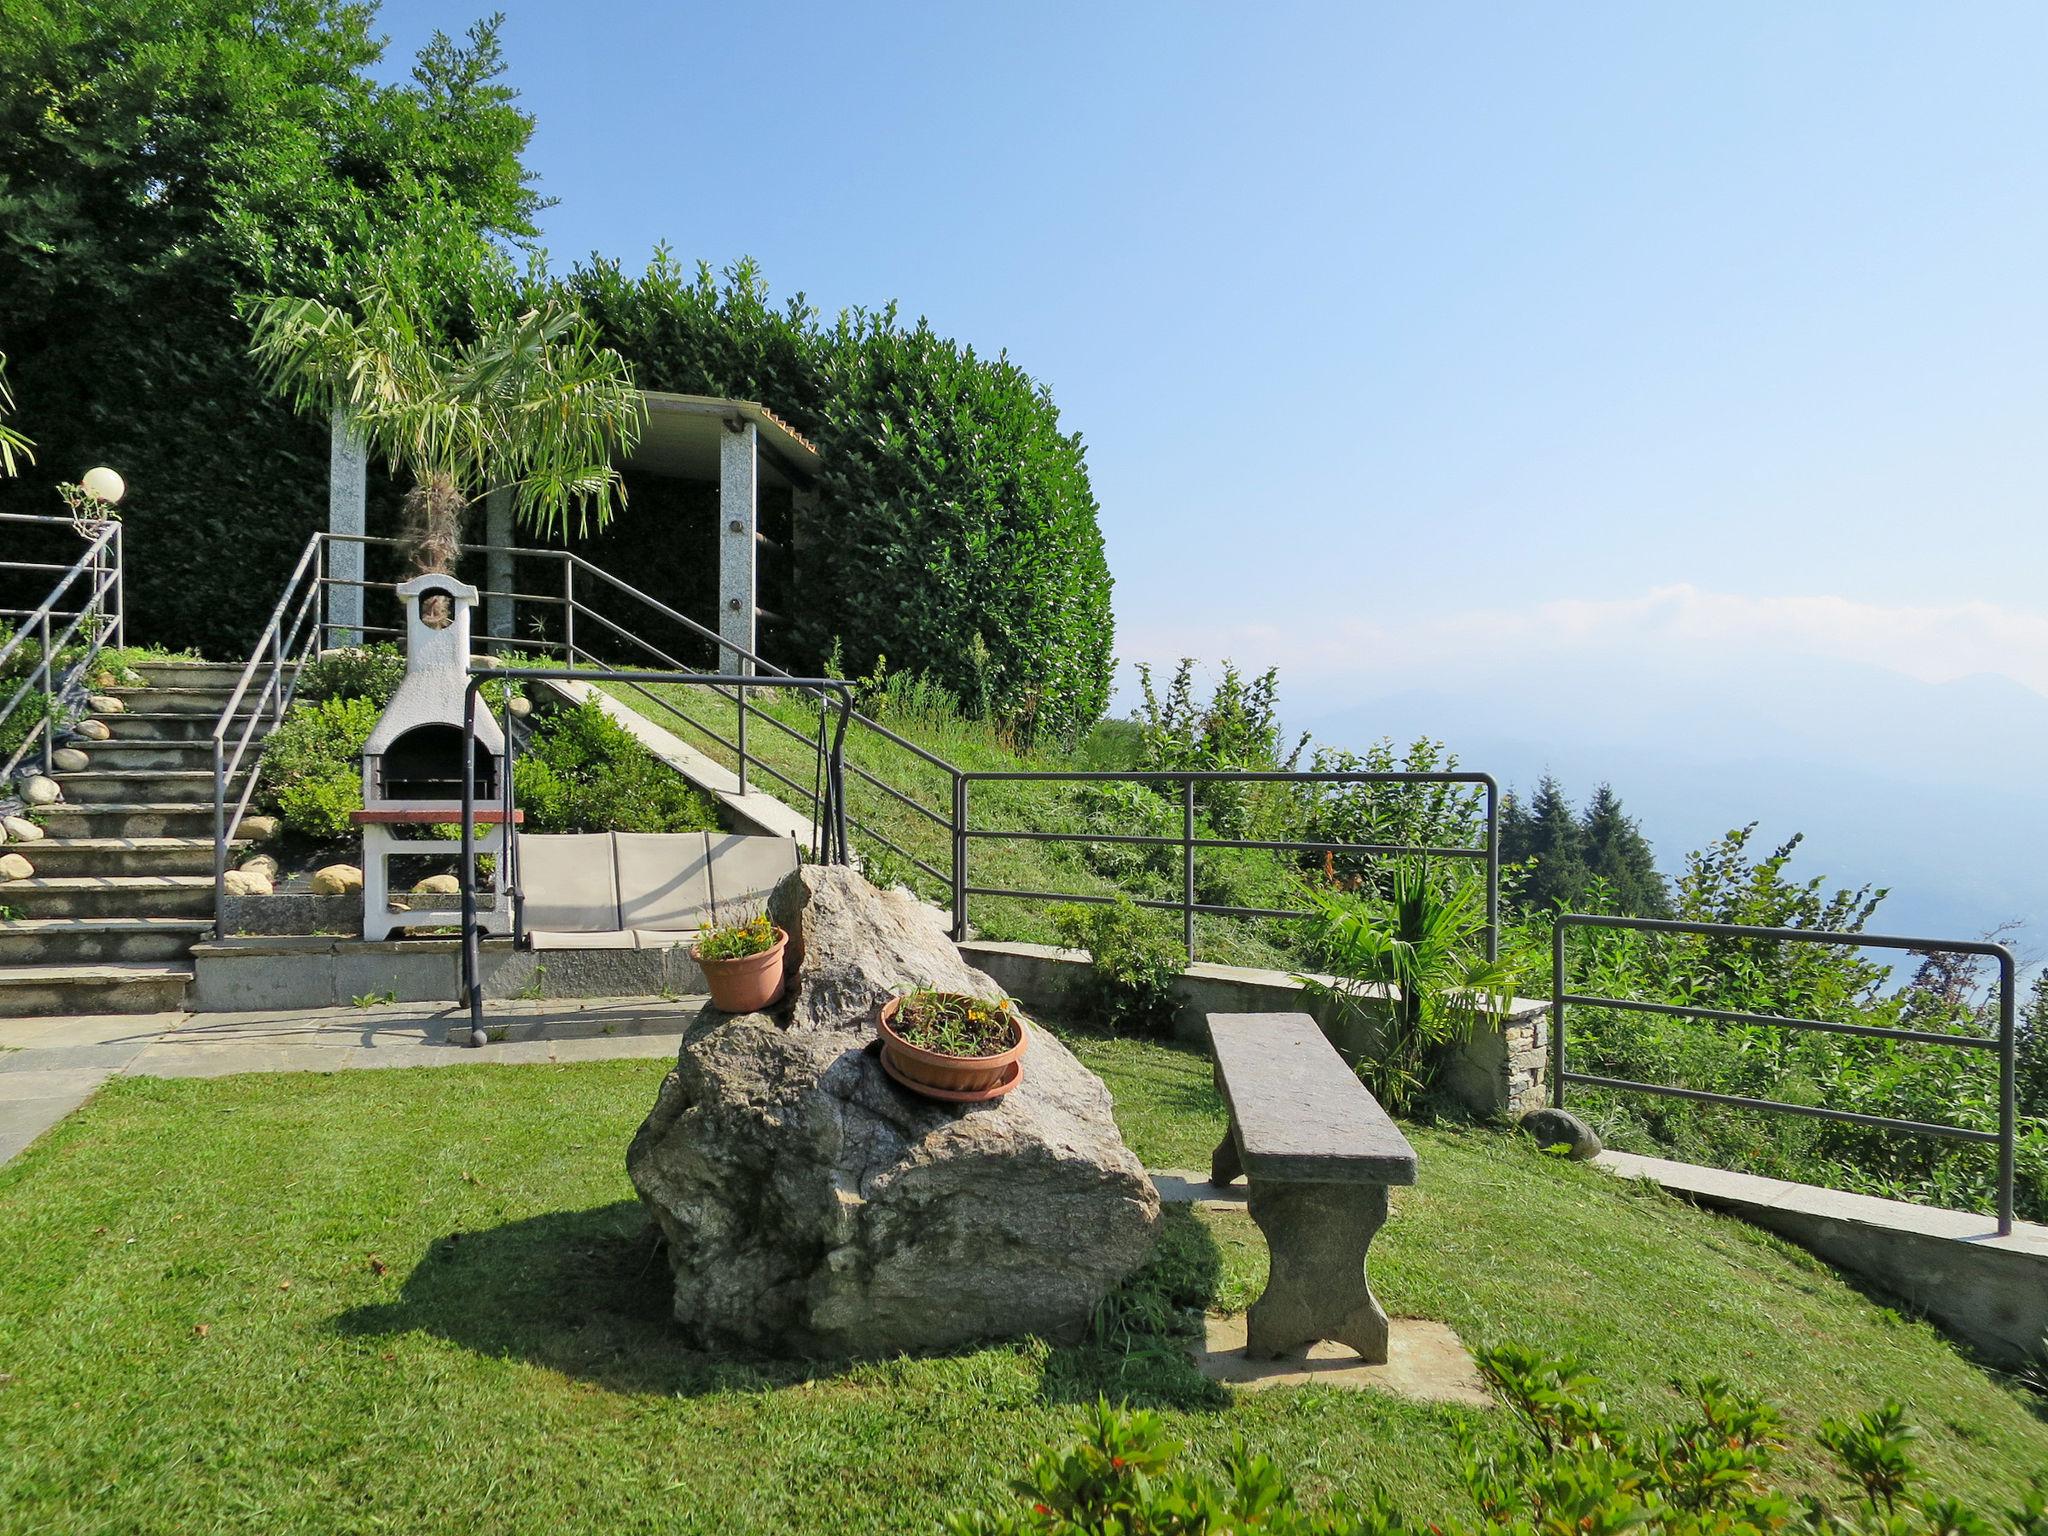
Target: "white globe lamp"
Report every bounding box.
[80,466,126,505]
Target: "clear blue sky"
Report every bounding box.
[375,1,2047,716]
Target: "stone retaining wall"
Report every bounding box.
[959,938,1548,1120]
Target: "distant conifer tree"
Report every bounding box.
[1579,783,1671,918]
[1516,775,1590,915]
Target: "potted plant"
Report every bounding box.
[877,988,1030,1102]
[692,913,789,1012]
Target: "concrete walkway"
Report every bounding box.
[0,996,702,1166]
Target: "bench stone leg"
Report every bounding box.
[1244,1181,1391,1362]
[1210,1127,1244,1187]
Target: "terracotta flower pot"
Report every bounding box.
[693,926,789,1012]
[877,993,1029,1102]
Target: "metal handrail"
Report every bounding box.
[1551,912,2018,1235]
[454,665,854,1046]
[957,768,1500,962]
[209,532,1503,979]
[0,515,123,783]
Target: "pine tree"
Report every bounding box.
[1516,776,1590,914]
[1579,784,1672,918]
[1498,790,1536,867]
[2019,970,2048,1119]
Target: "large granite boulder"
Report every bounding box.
[765,865,977,1031]
[627,866,1160,1357]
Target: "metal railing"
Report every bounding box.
[211,531,1502,965]
[1,513,124,783]
[453,666,855,1046]
[1551,913,2018,1234]
[958,769,1500,961]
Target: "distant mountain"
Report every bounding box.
[1295,653,2048,959]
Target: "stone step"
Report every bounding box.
[55,740,221,772]
[0,875,215,919]
[0,917,212,965]
[8,837,246,878]
[32,803,223,839]
[48,768,233,805]
[0,961,191,1017]
[100,686,245,715]
[91,710,272,744]
[130,660,288,691]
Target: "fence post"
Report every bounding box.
[1182,778,1197,962]
[212,735,228,943]
[34,608,52,776]
[561,558,576,666]
[951,775,968,941]
[1550,918,1567,1109]
[110,525,126,650]
[269,625,286,726]
[1484,777,1500,962]
[1997,948,2016,1237]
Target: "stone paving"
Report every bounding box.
[0,996,702,1166]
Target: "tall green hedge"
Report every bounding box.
[569,252,1115,741]
[0,3,540,657]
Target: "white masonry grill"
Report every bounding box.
[354,574,513,941]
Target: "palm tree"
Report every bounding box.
[0,353,34,477]
[243,270,642,601]
[1299,860,1517,1113]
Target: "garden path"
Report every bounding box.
[0,995,700,1165]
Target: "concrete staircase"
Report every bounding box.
[0,660,274,1019]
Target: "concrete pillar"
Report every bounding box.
[484,489,515,649]
[719,420,758,674]
[327,407,368,647]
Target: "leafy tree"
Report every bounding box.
[0,3,541,654]
[566,252,1115,741]
[1130,658,1305,837]
[1299,735,1488,897]
[1580,782,1671,917]
[243,255,641,595]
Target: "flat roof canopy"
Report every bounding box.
[625,392,820,487]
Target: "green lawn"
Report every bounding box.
[1,1034,2042,1535]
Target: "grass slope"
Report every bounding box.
[600,677,1304,967]
[1,1037,2041,1535]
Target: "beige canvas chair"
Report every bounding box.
[516,831,800,950]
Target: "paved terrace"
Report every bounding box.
[0,997,702,1166]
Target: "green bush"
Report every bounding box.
[1052,897,1185,1037]
[256,695,379,841]
[950,1346,2048,1536]
[515,699,719,835]
[296,644,406,708]
[567,252,1114,742]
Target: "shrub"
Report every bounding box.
[1052,898,1185,1038]
[1299,863,1516,1116]
[949,1346,2048,1536]
[256,695,380,842]
[296,644,406,708]
[516,699,719,835]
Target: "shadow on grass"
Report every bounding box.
[333,1198,1237,1412]
[1035,1205,1235,1413]
[333,1200,806,1396]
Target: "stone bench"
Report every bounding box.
[1207,1011,1418,1362]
